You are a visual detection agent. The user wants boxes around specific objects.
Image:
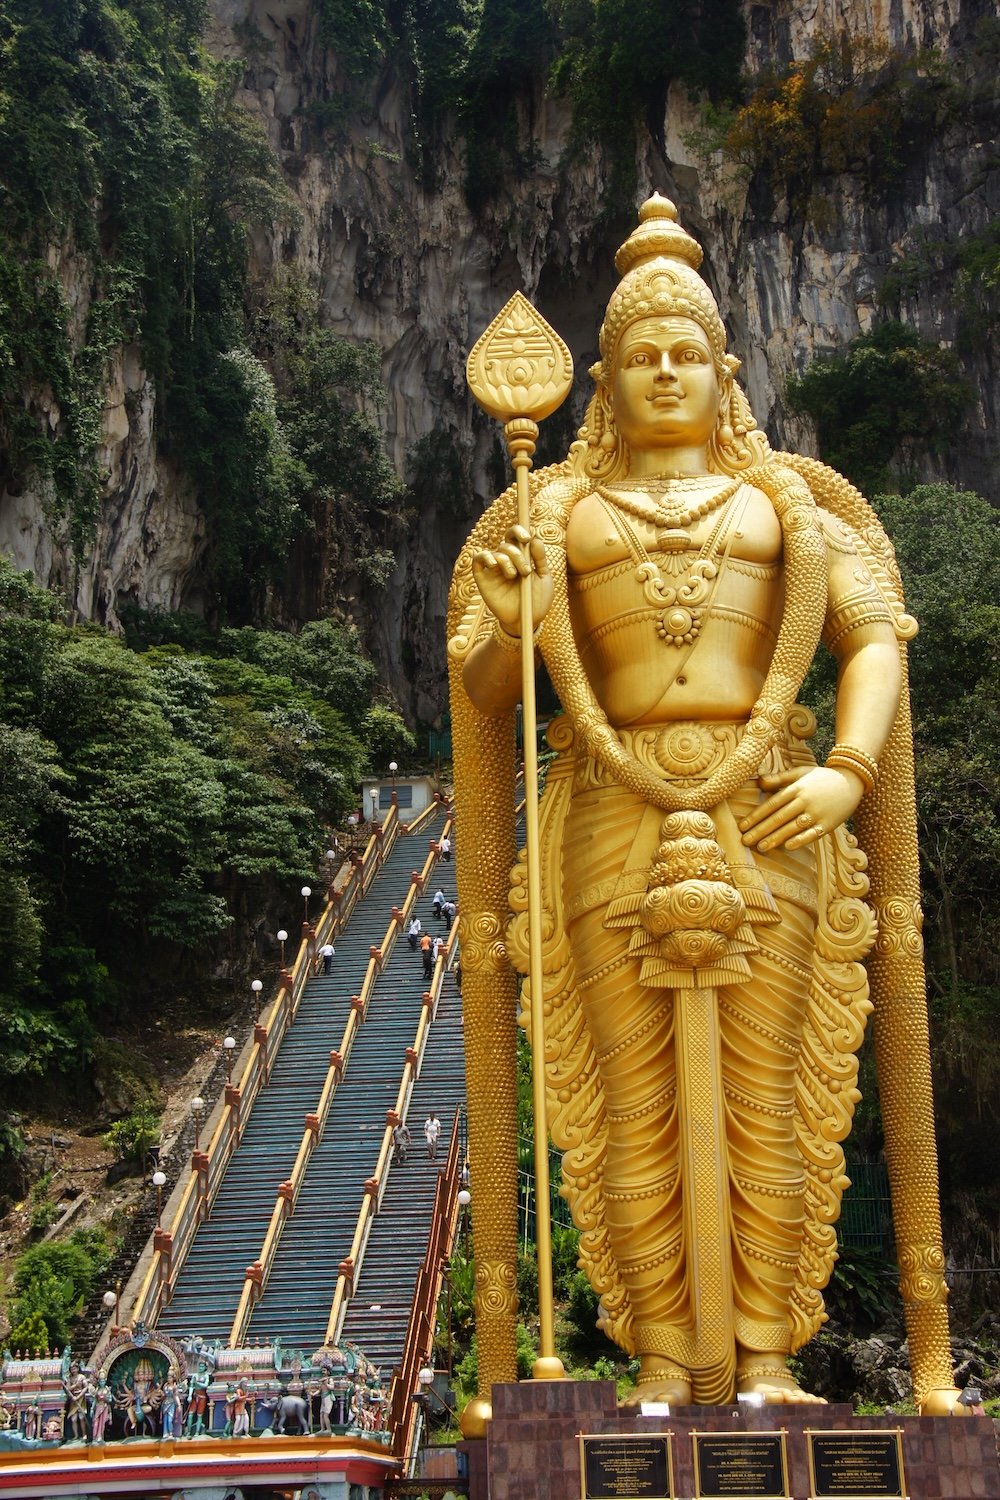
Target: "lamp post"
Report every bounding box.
[191,1096,205,1149]
[277,929,288,968]
[457,1186,471,1256]
[251,978,263,1019]
[388,760,398,806]
[347,813,358,850]
[301,885,312,925]
[223,1035,236,1083]
[152,1169,167,1227]
[102,1281,121,1328]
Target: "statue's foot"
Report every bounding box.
[622,1358,692,1407]
[736,1358,825,1405]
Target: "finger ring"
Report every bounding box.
[796,813,812,828]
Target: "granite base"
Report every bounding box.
[463,1380,1000,1500]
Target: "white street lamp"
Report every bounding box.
[223,1035,236,1083]
[190,1096,205,1149]
[152,1169,167,1226]
[251,978,263,1019]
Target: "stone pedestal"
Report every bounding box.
[467,1380,1000,1500]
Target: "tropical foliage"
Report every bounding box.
[0,559,412,1106]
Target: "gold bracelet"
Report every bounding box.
[827,743,879,792]
[490,619,541,655]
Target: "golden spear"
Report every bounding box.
[466,292,574,1383]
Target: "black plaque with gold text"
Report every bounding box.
[579,1433,674,1500]
[807,1430,905,1498]
[693,1431,789,1498]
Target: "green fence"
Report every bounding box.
[838,1159,892,1254]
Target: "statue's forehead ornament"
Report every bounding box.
[598,194,729,370]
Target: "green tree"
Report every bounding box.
[786,322,972,495]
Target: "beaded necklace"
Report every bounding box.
[596,476,742,544]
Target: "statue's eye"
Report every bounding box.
[628,352,649,366]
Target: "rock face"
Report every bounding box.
[2,0,997,721]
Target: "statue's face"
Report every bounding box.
[611,316,720,455]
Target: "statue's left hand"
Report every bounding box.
[739,766,864,852]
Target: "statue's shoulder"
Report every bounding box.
[816,503,863,556]
[531,468,592,532]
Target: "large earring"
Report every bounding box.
[583,385,627,481]
[711,384,754,473]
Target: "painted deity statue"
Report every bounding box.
[448,197,956,1424]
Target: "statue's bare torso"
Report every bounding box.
[566,478,783,726]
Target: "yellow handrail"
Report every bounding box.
[387,1113,462,1459]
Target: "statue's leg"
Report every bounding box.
[569,898,690,1400]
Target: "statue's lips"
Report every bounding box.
[647,392,682,406]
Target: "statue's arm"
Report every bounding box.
[741,507,901,854]
[820,506,902,768]
[462,523,554,716]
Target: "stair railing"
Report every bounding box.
[227,818,453,1346]
[404,791,450,838]
[322,895,458,1348]
[318,802,406,954]
[127,805,405,1329]
[386,1113,462,1461]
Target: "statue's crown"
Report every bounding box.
[614,194,703,277]
[598,194,724,369]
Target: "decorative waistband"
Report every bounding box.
[573,719,786,793]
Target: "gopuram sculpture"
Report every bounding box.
[448,196,957,1431]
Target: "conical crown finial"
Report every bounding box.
[614,193,703,276]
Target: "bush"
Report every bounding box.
[824,1246,899,1328]
[103,1100,161,1169]
[704,36,957,206]
[7,1309,51,1357]
[0,1116,29,1206]
[8,1229,112,1349]
[28,1173,59,1236]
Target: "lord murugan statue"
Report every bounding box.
[447,196,956,1430]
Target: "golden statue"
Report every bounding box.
[448,196,957,1428]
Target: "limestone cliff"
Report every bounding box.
[1,0,996,723]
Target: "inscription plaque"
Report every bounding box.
[579,1433,674,1500]
[693,1431,789,1498]
[807,1429,906,1498]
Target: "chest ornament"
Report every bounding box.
[596,479,746,648]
